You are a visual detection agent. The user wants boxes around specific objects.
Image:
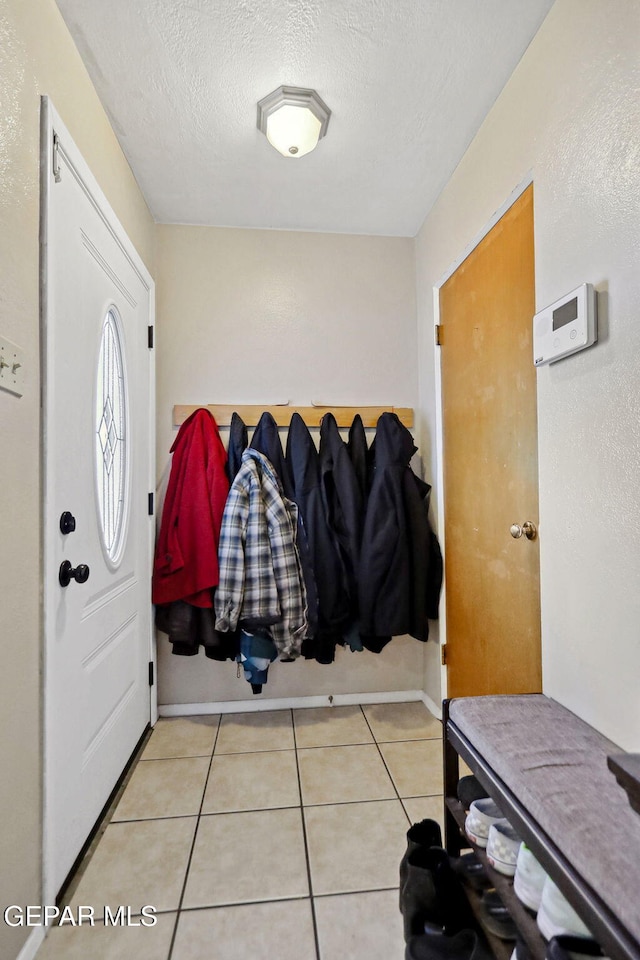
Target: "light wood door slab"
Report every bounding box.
[440,185,541,697]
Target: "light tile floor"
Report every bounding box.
[36,701,444,960]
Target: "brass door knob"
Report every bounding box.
[510,521,537,541]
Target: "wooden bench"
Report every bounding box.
[443,695,640,960]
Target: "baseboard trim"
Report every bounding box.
[159,689,427,717]
[15,926,46,960]
[420,691,442,720]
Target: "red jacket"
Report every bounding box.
[152,409,229,607]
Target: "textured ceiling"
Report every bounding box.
[55,0,555,236]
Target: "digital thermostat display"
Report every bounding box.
[533,283,597,366]
[552,297,578,331]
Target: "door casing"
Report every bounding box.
[39,97,157,907]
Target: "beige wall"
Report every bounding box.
[416,0,640,748]
[154,224,426,706]
[0,0,154,956]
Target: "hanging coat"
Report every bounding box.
[252,411,319,640]
[348,413,369,505]
[152,408,229,607]
[215,448,308,660]
[152,408,232,658]
[227,411,248,482]
[359,412,442,649]
[405,471,443,638]
[251,412,294,499]
[286,412,351,663]
[155,599,238,660]
[319,413,363,614]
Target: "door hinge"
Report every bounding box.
[435,324,442,346]
[148,492,154,516]
[147,326,154,349]
[441,644,447,666]
[148,661,154,686]
[53,133,62,183]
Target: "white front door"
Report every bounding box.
[42,100,155,898]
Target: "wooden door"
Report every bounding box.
[440,185,541,698]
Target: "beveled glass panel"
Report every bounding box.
[95,309,128,563]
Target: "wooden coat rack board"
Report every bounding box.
[173,404,414,429]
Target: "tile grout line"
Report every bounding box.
[140,736,441,764]
[109,791,445,826]
[166,714,222,960]
[358,705,413,826]
[173,884,400,913]
[291,708,323,960]
[313,884,400,899]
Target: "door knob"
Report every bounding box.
[59,560,90,587]
[510,521,537,541]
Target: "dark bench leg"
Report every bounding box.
[442,698,462,855]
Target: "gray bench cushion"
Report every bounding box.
[449,695,640,944]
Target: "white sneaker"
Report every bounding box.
[465,797,504,848]
[537,877,592,940]
[514,843,547,911]
[486,819,522,876]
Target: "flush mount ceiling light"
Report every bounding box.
[257,85,331,158]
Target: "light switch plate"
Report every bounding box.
[0,335,25,397]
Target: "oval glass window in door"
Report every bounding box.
[95,308,129,564]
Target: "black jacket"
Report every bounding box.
[251,412,319,641]
[155,598,238,661]
[286,413,351,662]
[359,413,442,649]
[227,412,248,482]
[348,414,369,505]
[319,413,363,614]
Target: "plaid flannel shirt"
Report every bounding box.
[215,448,308,658]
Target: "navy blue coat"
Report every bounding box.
[286,413,351,663]
[251,412,294,500]
[227,412,248,482]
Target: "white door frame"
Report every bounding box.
[39,96,157,909]
[431,172,535,702]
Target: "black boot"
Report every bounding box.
[401,847,442,942]
[401,847,476,942]
[399,819,443,910]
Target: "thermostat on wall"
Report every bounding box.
[533,283,597,366]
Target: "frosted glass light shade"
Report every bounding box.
[266,105,322,158]
[257,86,331,158]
